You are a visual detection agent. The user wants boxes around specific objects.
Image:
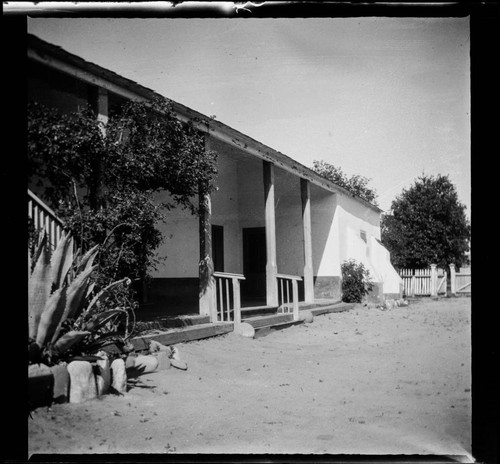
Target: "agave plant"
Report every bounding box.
[28,232,132,365]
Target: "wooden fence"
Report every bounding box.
[399,263,471,297]
[450,264,471,295]
[399,265,447,297]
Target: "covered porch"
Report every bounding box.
[141,135,340,323]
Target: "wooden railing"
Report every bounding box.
[276,273,302,321]
[28,189,65,251]
[213,272,246,325]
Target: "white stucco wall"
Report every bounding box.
[211,151,244,274]
[334,193,402,297]
[311,190,340,278]
[151,190,199,278]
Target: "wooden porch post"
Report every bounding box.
[97,87,109,128]
[199,192,216,321]
[263,161,278,306]
[301,178,315,303]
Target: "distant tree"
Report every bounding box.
[381,174,470,269]
[312,160,378,205]
[28,98,218,298]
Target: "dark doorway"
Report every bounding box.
[242,227,266,305]
[212,225,224,272]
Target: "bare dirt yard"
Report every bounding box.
[28,297,472,458]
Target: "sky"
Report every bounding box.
[27,15,471,217]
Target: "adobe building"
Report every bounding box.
[27,34,402,323]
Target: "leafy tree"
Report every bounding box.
[312,160,378,205]
[381,174,470,269]
[28,98,218,298]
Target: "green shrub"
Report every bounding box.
[341,259,374,303]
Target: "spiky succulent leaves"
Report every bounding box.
[76,245,99,275]
[85,277,131,315]
[28,244,52,340]
[52,330,91,355]
[50,265,97,344]
[83,309,126,332]
[30,232,47,273]
[35,286,67,347]
[48,232,74,291]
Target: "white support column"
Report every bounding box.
[199,192,216,320]
[97,87,109,129]
[263,161,278,306]
[301,178,315,303]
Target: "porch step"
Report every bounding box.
[101,322,234,355]
[254,319,304,338]
[306,302,355,316]
[133,314,210,333]
[240,305,278,318]
[243,313,294,329]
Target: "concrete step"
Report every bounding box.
[240,305,278,318]
[306,302,355,316]
[254,319,304,338]
[243,313,293,329]
[102,322,234,355]
[299,300,342,310]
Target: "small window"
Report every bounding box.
[360,230,367,243]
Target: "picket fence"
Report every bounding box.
[399,265,447,297]
[399,264,471,297]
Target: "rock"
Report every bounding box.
[170,345,180,360]
[95,351,111,396]
[68,361,97,403]
[125,354,137,369]
[385,299,396,310]
[132,355,159,374]
[110,358,127,394]
[28,363,54,407]
[171,358,188,370]
[50,362,69,403]
[149,340,171,354]
[153,351,171,370]
[234,322,255,338]
[299,310,314,324]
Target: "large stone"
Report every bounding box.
[153,351,171,370]
[110,358,127,394]
[95,351,111,396]
[28,363,54,408]
[233,322,255,338]
[125,354,137,369]
[132,355,159,374]
[50,362,69,403]
[170,358,188,370]
[149,340,171,354]
[67,361,97,404]
[299,310,314,323]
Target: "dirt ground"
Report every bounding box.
[28,297,472,458]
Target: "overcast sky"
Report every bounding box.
[27,16,471,216]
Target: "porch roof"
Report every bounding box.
[27,33,382,214]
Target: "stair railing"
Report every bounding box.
[276,273,302,321]
[28,189,66,251]
[213,272,246,325]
